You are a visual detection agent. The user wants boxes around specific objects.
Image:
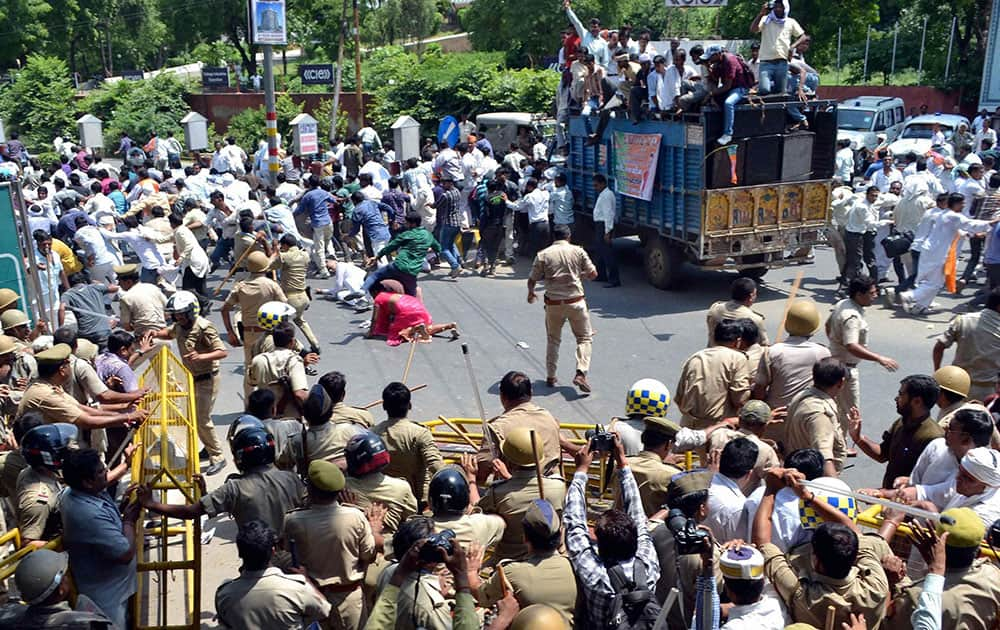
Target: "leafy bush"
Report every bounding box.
[365,46,559,135]
[224,93,304,150]
[312,99,350,143]
[0,55,77,149]
[81,73,192,149]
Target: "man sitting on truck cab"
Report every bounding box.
[700,45,755,146]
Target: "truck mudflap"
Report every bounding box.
[698,179,832,265]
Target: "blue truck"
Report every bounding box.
[565,100,838,288]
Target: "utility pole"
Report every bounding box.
[331,0,349,143]
[263,44,279,187]
[353,0,363,133]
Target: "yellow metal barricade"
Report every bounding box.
[856,504,999,560]
[132,346,202,630]
[0,529,62,582]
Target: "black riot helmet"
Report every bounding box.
[230,426,276,470]
[428,467,471,516]
[21,423,77,471]
[344,431,390,477]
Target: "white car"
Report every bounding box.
[836,96,906,154]
[887,113,969,160]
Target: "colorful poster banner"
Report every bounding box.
[613,132,661,201]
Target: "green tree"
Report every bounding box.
[0,54,77,148]
[225,93,304,150]
[82,73,191,147]
[399,0,441,51]
[0,0,54,69]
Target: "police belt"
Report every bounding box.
[319,579,363,593]
[544,295,585,306]
[192,370,220,382]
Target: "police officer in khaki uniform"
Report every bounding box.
[150,291,228,474]
[826,276,898,441]
[612,415,683,517]
[373,382,445,505]
[277,383,372,473]
[2,310,38,386]
[706,277,770,347]
[248,322,309,416]
[284,460,376,630]
[478,426,567,562]
[215,520,331,630]
[784,357,847,476]
[933,293,1000,402]
[476,371,567,484]
[343,430,417,535]
[0,335,25,420]
[221,251,287,397]
[476,498,576,624]
[527,224,598,392]
[138,419,305,540]
[753,299,832,415]
[885,507,1000,630]
[17,344,144,431]
[675,320,752,430]
[0,288,19,315]
[15,424,76,546]
[115,264,166,337]
[14,549,116,629]
[250,302,319,376]
[427,466,505,551]
[930,366,999,447]
[705,400,781,494]
[270,233,321,354]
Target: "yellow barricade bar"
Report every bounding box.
[856,504,999,560]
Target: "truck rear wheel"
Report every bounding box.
[644,236,682,290]
[738,255,768,281]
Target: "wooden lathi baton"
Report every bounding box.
[774,270,804,343]
[213,243,259,296]
[360,383,427,410]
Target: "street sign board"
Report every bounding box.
[299,64,334,85]
[202,67,231,88]
[250,0,288,45]
[122,70,144,81]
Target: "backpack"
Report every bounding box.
[605,560,662,630]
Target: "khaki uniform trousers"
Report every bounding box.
[195,375,224,461]
[322,586,365,630]
[544,299,593,379]
[826,225,847,276]
[242,329,264,398]
[287,291,320,350]
[836,364,860,437]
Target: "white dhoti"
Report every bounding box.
[874,224,892,279]
[903,253,948,309]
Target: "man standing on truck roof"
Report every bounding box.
[701,46,756,147]
[563,0,609,69]
[749,0,807,96]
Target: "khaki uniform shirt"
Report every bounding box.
[344,472,417,534]
[755,337,832,409]
[706,300,770,346]
[170,317,225,376]
[826,298,869,364]
[877,415,944,489]
[431,512,506,552]
[478,402,563,473]
[251,334,305,356]
[17,382,83,425]
[373,417,445,504]
[199,465,305,536]
[15,466,61,541]
[528,240,596,300]
[0,450,27,500]
[785,387,845,471]
[478,469,567,561]
[886,559,1000,630]
[12,349,38,385]
[215,567,331,630]
[374,566,451,630]
[612,451,681,517]
[223,275,287,332]
[675,346,751,429]
[63,355,109,405]
[938,309,1000,387]
[332,402,374,429]
[276,416,372,474]
[762,539,888,629]
[283,502,376,586]
[707,428,780,495]
[479,552,577,623]
[248,348,307,397]
[232,232,263,266]
[273,247,309,294]
[118,282,167,336]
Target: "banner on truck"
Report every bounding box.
[613,132,661,201]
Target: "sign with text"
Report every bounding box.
[299,64,334,85]
[202,67,230,88]
[613,132,661,201]
[122,70,144,81]
[250,0,287,45]
[297,120,318,155]
[666,0,728,6]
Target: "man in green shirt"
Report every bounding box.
[350,213,441,298]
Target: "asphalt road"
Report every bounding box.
[168,237,977,626]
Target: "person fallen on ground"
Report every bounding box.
[366,291,458,346]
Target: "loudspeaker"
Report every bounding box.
[703,105,788,142]
[743,134,782,185]
[709,144,741,188]
[781,131,816,181]
[809,109,838,179]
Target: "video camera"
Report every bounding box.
[419,528,456,563]
[665,508,710,555]
[585,424,615,452]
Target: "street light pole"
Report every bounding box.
[262,44,279,188]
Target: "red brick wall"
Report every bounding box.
[184,92,373,133]
[816,86,966,117]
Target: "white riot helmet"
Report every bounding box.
[165,290,200,320]
[257,301,297,331]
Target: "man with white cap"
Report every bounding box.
[901,447,1000,527]
[690,543,788,629]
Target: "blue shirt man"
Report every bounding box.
[293,183,334,228]
[349,196,392,245]
[549,177,575,225]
